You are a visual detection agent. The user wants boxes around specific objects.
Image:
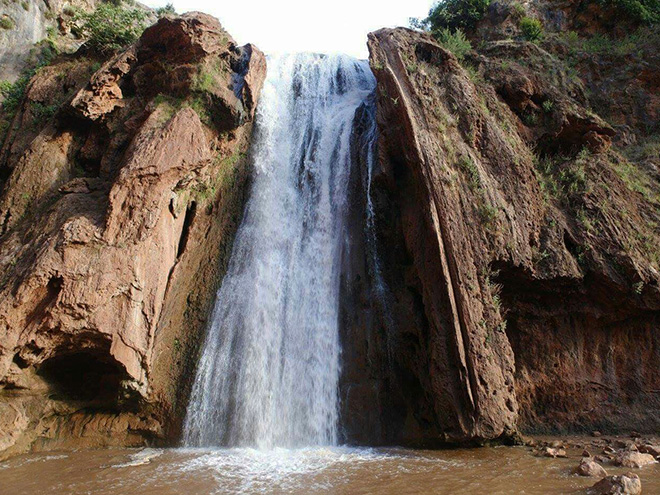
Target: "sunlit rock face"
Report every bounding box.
[0,13,266,460]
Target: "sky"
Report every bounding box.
[143,0,435,58]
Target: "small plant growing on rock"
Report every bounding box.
[542,100,554,113]
[458,155,481,191]
[510,2,526,19]
[435,28,472,60]
[519,16,543,42]
[0,16,15,30]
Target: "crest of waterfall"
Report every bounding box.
[183,53,376,449]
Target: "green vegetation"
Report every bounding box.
[0,16,15,30]
[510,2,526,18]
[435,28,472,60]
[613,153,660,205]
[21,1,29,11]
[30,101,59,123]
[559,26,659,59]
[194,60,227,94]
[412,0,492,31]
[542,100,554,113]
[190,151,246,206]
[622,135,660,163]
[458,155,481,191]
[0,42,60,141]
[519,16,543,42]
[533,148,591,204]
[156,3,176,16]
[73,3,147,53]
[601,0,660,24]
[457,155,500,226]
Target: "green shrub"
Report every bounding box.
[31,101,59,122]
[601,0,659,24]
[458,155,481,191]
[1,78,29,115]
[434,28,472,60]
[519,16,543,41]
[73,4,147,53]
[510,2,526,18]
[156,3,176,16]
[1,43,60,141]
[419,0,492,31]
[0,16,15,30]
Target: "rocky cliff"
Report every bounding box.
[338,2,659,445]
[0,12,265,459]
[1,0,658,460]
[0,0,100,83]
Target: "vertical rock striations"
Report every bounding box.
[359,26,660,444]
[0,13,265,459]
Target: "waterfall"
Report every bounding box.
[183,53,376,449]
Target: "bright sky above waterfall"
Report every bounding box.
[144,0,434,58]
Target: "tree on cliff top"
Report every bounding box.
[73,3,147,54]
[411,0,492,32]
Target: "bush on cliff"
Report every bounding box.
[73,3,147,53]
[435,28,472,60]
[519,16,543,41]
[156,3,176,17]
[412,0,492,31]
[602,0,660,24]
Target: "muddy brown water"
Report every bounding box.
[1,441,659,495]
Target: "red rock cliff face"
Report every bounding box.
[0,13,265,459]
[348,26,660,444]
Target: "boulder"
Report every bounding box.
[637,444,660,457]
[590,474,642,495]
[543,447,567,458]
[615,451,657,468]
[575,458,608,477]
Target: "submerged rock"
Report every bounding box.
[543,447,567,458]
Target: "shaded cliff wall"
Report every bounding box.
[350,25,660,444]
[0,13,265,459]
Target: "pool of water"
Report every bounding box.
[1,443,658,494]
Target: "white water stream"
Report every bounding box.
[183,53,376,448]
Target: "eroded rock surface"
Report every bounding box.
[340,21,660,445]
[576,458,608,477]
[590,473,642,495]
[0,13,265,460]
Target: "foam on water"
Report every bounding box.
[164,447,454,495]
[183,53,376,449]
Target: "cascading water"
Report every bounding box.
[183,53,376,449]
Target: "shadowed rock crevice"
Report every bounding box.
[38,350,128,406]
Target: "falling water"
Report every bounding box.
[183,53,376,449]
